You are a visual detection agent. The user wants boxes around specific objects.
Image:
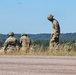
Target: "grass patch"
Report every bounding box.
[0,46,76,56]
[0,41,76,56]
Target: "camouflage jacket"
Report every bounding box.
[4,36,18,50]
[20,36,31,47]
[51,19,60,37]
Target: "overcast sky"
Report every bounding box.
[0,0,76,34]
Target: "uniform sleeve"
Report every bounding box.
[53,20,60,36]
[3,39,8,50]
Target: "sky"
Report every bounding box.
[0,0,76,34]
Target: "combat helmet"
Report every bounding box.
[7,32,14,36]
[21,33,27,36]
[47,14,54,20]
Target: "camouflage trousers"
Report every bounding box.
[49,42,59,50]
[4,46,18,53]
[49,36,59,50]
[20,46,29,53]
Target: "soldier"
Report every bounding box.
[47,14,60,50]
[3,32,18,53]
[19,33,31,52]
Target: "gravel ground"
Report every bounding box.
[0,55,76,75]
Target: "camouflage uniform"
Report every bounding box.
[3,32,18,53]
[19,33,31,52]
[47,14,60,50]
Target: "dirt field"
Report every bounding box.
[0,55,76,75]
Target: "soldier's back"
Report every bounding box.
[20,36,30,47]
[20,36,30,52]
[5,36,17,45]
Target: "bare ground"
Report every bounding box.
[0,55,76,75]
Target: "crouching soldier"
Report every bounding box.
[3,32,18,53]
[19,33,31,53]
